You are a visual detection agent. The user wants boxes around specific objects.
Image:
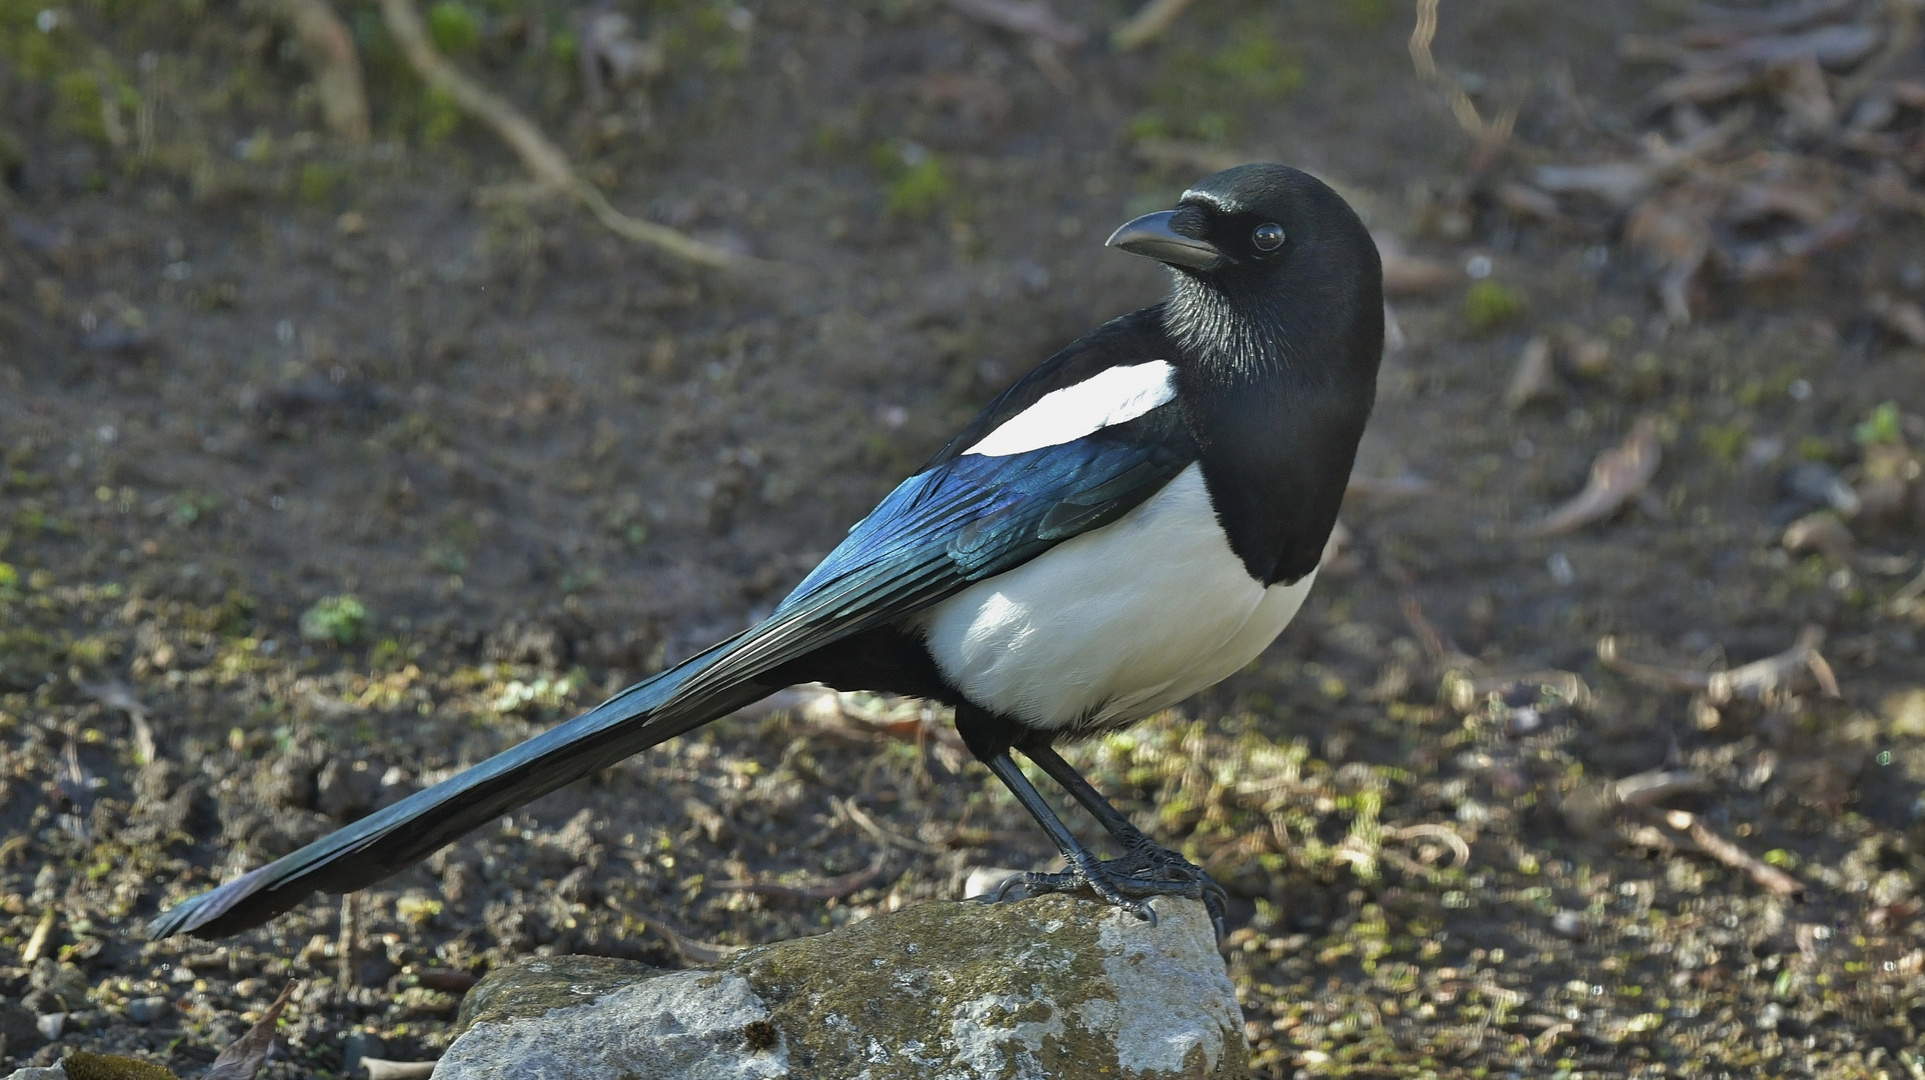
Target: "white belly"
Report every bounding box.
[918,464,1316,731]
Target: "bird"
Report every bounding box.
[148,163,1384,941]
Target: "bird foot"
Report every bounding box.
[986,843,1228,940]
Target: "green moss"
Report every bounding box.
[299,594,369,646]
[428,2,482,53]
[53,69,108,142]
[1854,401,1902,446]
[1464,280,1523,330]
[455,955,670,1033]
[419,87,464,145]
[298,162,345,206]
[1698,422,1746,465]
[62,1052,180,1080]
[875,143,953,219]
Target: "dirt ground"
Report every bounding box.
[3,0,1925,1076]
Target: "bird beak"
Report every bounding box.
[1105,209,1226,271]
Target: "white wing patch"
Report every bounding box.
[964,361,1176,457]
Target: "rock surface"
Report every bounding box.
[435,895,1246,1080]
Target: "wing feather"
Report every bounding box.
[671,406,1194,702]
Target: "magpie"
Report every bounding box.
[148,163,1384,941]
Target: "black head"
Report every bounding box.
[1105,164,1382,376]
[1108,163,1377,293]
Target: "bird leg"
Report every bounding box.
[1019,742,1228,939]
[978,752,1185,924]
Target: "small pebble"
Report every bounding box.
[125,996,171,1024]
[1551,910,1587,939]
[1506,706,1544,736]
[35,1012,65,1040]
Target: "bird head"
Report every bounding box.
[1106,163,1383,372]
[1107,163,1375,283]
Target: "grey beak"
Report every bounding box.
[1105,209,1226,271]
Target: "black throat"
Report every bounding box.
[1163,257,1382,586]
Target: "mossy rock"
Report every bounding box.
[61,1052,181,1080]
[437,895,1245,1079]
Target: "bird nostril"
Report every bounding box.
[1167,205,1210,240]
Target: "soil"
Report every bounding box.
[2,0,1924,1076]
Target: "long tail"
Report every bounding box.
[147,636,777,940]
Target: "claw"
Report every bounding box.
[981,842,1226,942]
[988,874,1028,904]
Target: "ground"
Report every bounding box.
[2,0,1925,1077]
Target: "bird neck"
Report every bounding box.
[1161,271,1305,384]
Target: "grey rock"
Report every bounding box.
[435,894,1245,1080]
[1,1066,68,1080]
[32,1013,63,1041]
[124,996,171,1024]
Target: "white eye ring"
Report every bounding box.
[1252,223,1286,252]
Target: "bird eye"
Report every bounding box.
[1252,223,1286,252]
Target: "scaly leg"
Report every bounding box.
[957,704,1192,925]
[1020,742,1228,939]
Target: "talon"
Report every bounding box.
[989,874,1026,903]
[1134,899,1158,925]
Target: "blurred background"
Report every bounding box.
[1,0,1924,1075]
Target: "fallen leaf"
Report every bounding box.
[1520,417,1661,536]
[203,981,298,1080]
[1504,335,1558,410]
[1782,512,1854,558]
[1870,292,1925,345]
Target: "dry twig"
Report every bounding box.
[1519,417,1661,536]
[360,1061,438,1080]
[1596,625,1840,704]
[1651,808,1804,896]
[948,0,1086,47]
[1409,0,1516,157]
[377,0,753,271]
[1610,768,1709,808]
[1445,669,1594,714]
[1112,0,1196,50]
[21,906,54,964]
[717,858,888,901]
[835,796,947,855]
[604,896,743,965]
[1400,595,1480,672]
[273,0,370,143]
[1385,823,1472,868]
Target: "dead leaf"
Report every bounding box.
[1520,417,1662,536]
[1504,335,1557,410]
[202,981,298,1080]
[1870,292,1925,345]
[1782,512,1854,558]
